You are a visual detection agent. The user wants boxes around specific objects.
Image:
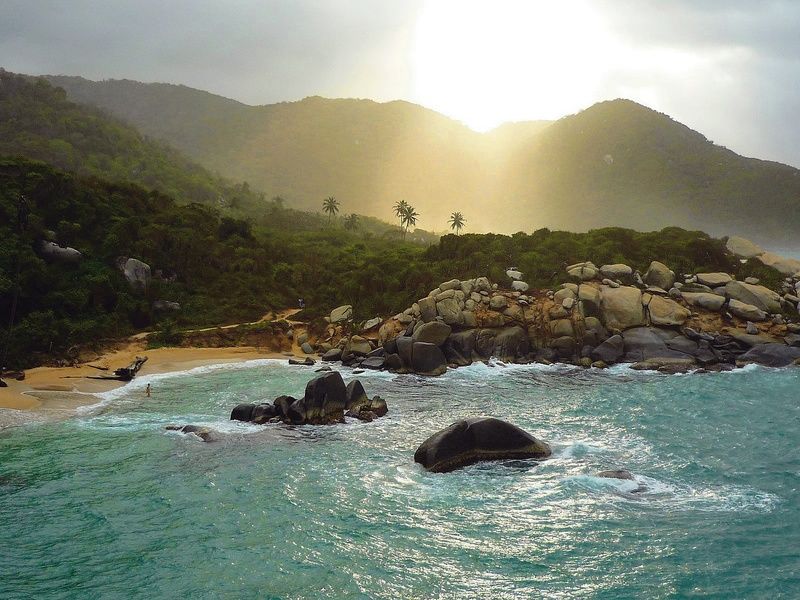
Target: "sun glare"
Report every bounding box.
[411,0,619,130]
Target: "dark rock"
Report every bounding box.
[366,347,386,358]
[396,336,414,367]
[737,343,800,367]
[384,353,403,370]
[444,329,478,360]
[597,469,634,480]
[664,336,698,355]
[369,395,388,417]
[288,357,315,366]
[411,342,448,376]
[345,379,368,410]
[166,424,216,442]
[535,347,557,363]
[383,338,398,354]
[230,403,256,422]
[621,327,687,362]
[273,395,296,418]
[251,403,277,424]
[550,336,577,358]
[414,417,551,473]
[591,334,624,363]
[361,356,385,370]
[321,348,342,362]
[0,379,6,388]
[729,333,779,348]
[493,326,530,360]
[315,366,332,372]
[303,371,348,423]
[475,329,497,358]
[287,398,307,424]
[683,327,714,342]
[785,334,800,347]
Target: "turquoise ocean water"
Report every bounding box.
[1,360,798,599]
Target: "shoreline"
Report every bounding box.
[0,344,296,426]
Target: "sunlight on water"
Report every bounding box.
[1,362,799,598]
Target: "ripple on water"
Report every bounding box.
[1,361,798,598]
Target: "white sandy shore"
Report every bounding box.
[0,344,299,427]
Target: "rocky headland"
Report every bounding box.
[302,238,800,375]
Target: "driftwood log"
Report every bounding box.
[87,356,148,382]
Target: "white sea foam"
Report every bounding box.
[75,358,284,415]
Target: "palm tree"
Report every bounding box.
[448,212,465,236]
[344,213,359,231]
[393,200,409,233]
[400,204,419,240]
[322,196,339,225]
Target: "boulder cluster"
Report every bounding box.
[230,371,387,426]
[296,239,800,374]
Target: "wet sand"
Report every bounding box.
[0,345,296,426]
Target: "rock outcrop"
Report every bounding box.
[230,372,387,426]
[414,417,551,473]
[38,241,82,263]
[317,255,799,375]
[118,257,151,290]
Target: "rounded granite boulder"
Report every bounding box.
[414,417,551,473]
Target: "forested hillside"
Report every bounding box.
[0,70,264,213]
[1,157,776,369]
[47,75,800,245]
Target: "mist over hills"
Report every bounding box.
[42,75,800,245]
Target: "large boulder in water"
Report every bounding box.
[411,342,447,376]
[414,417,551,473]
[303,371,347,423]
[345,379,368,411]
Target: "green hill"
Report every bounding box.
[0,69,264,213]
[1,156,781,369]
[46,75,800,246]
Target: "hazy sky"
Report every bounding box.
[2,0,800,166]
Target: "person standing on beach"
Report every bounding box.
[145,383,151,397]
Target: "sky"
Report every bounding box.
[2,0,800,166]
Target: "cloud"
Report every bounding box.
[0,0,423,104]
[0,0,799,165]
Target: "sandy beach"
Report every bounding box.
[0,343,295,424]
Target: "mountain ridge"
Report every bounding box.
[38,74,800,246]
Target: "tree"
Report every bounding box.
[448,212,465,236]
[344,213,359,231]
[400,204,419,240]
[322,196,339,225]
[393,200,409,233]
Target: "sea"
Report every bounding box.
[1,360,798,599]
